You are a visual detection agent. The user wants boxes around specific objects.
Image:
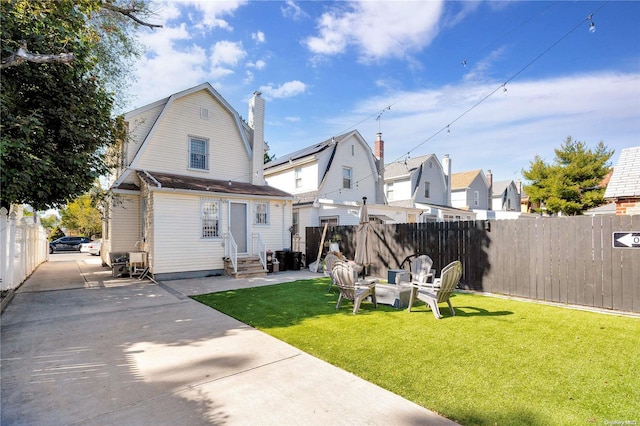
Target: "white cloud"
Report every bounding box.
[259,80,308,99]
[210,40,246,66]
[305,1,444,61]
[281,1,308,21]
[284,116,301,122]
[321,72,640,180]
[252,31,265,43]
[187,0,248,30]
[247,59,266,70]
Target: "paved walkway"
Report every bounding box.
[1,254,458,426]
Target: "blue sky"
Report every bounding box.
[128,1,640,183]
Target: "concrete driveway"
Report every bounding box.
[1,253,458,425]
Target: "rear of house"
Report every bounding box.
[104,83,293,279]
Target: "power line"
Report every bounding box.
[313,2,610,200]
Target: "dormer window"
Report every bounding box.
[189,136,209,170]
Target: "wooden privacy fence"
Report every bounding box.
[1,208,49,292]
[306,215,640,313]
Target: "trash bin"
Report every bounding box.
[266,250,274,273]
[288,251,302,270]
[275,250,288,271]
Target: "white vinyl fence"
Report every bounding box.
[1,207,49,291]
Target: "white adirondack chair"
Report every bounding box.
[408,260,462,319]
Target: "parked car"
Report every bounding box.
[49,236,90,254]
[80,239,102,256]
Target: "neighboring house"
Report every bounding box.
[384,154,475,221]
[491,180,521,212]
[104,83,293,280]
[450,169,490,211]
[265,131,419,253]
[603,146,640,215]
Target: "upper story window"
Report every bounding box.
[292,210,299,235]
[201,198,220,239]
[474,190,479,206]
[255,201,269,225]
[351,144,355,156]
[386,182,394,200]
[343,167,352,189]
[424,181,430,198]
[295,167,302,188]
[200,107,209,120]
[189,137,209,170]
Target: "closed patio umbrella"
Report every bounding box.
[354,197,372,278]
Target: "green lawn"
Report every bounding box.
[192,277,640,426]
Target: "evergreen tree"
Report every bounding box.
[522,137,613,215]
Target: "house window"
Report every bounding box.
[320,216,338,227]
[201,198,220,238]
[424,182,430,198]
[255,201,269,225]
[474,191,479,206]
[200,107,209,120]
[386,182,394,200]
[292,210,299,235]
[351,144,355,156]
[507,199,512,210]
[295,167,302,188]
[189,137,209,170]
[343,167,352,189]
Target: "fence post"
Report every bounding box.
[0,208,7,290]
[6,211,17,291]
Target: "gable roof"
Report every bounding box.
[451,169,483,189]
[127,82,253,169]
[384,154,436,180]
[604,146,640,199]
[128,171,292,199]
[492,180,514,197]
[264,130,363,170]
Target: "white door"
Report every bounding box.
[229,202,248,253]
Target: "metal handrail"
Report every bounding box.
[225,232,238,273]
[252,233,267,270]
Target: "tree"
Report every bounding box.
[39,214,60,232]
[522,137,613,215]
[60,194,102,238]
[0,0,159,212]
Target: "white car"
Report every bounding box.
[80,239,102,256]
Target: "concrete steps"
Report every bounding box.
[224,255,267,279]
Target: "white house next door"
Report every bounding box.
[229,202,248,253]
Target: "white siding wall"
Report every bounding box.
[150,193,291,275]
[151,192,225,274]
[451,190,468,208]
[109,194,141,253]
[126,103,165,166]
[265,162,319,194]
[135,91,252,182]
[319,137,377,204]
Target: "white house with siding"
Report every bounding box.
[104,83,293,279]
[264,131,422,254]
[491,180,521,212]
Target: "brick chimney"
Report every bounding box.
[249,91,265,185]
[374,133,386,204]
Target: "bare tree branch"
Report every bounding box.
[1,47,75,70]
[101,2,163,29]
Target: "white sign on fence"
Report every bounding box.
[613,232,640,248]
